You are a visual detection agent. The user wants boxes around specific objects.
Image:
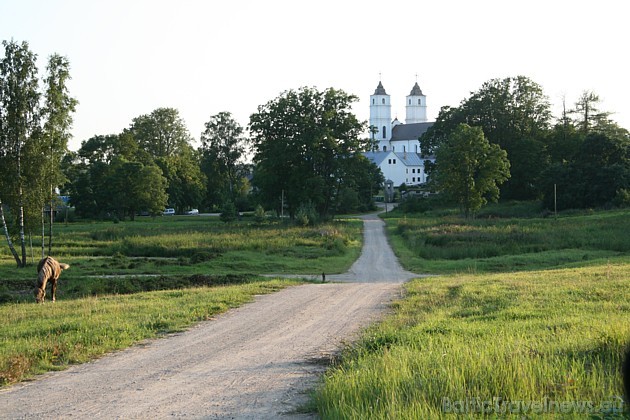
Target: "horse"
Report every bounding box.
[34,256,70,303]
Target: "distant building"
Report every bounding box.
[364,81,435,187]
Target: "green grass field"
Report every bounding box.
[315,206,630,418]
[0,215,362,302]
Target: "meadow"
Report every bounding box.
[315,205,630,418]
[0,215,362,302]
[0,215,362,385]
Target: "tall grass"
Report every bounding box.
[0,278,299,386]
[389,209,630,273]
[315,264,629,418]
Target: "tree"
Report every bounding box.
[129,107,192,158]
[434,124,510,218]
[570,90,611,134]
[249,87,366,218]
[200,112,247,205]
[422,76,551,200]
[0,40,41,267]
[66,133,170,219]
[540,126,630,210]
[129,108,204,212]
[41,53,78,255]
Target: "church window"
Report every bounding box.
[393,159,396,164]
[418,99,421,105]
[382,126,386,139]
[382,98,385,104]
[415,145,418,152]
[403,146,406,152]
[372,99,375,104]
[408,99,411,105]
[388,159,391,164]
[412,168,415,173]
[383,145,387,151]
[413,177,416,182]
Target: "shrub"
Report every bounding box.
[253,204,266,225]
[220,201,237,223]
[295,202,318,227]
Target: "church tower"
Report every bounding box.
[405,82,427,124]
[369,81,392,146]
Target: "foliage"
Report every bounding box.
[316,263,630,418]
[66,135,168,220]
[422,76,551,200]
[295,201,318,226]
[128,107,204,213]
[129,107,192,159]
[434,124,510,218]
[249,86,372,218]
[199,112,248,206]
[539,128,630,210]
[0,40,59,267]
[253,204,266,225]
[219,201,237,223]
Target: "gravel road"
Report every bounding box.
[0,213,418,419]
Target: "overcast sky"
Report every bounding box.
[1,0,627,151]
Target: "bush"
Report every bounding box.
[253,204,266,225]
[295,202,318,227]
[220,201,237,223]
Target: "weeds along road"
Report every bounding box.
[0,213,419,419]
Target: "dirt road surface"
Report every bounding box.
[0,213,418,419]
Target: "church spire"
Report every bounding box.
[409,82,423,96]
[374,81,387,95]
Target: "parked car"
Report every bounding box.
[163,208,175,216]
[185,208,199,215]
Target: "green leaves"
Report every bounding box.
[435,124,510,218]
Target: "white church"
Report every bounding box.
[363,81,434,187]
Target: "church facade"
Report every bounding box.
[363,81,434,187]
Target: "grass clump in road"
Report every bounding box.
[0,278,300,386]
[315,263,629,418]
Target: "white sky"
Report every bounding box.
[1,0,627,151]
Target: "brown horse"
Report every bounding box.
[34,257,70,303]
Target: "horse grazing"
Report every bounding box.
[34,256,70,303]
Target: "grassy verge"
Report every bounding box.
[315,263,629,418]
[0,278,300,386]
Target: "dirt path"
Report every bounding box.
[0,213,418,419]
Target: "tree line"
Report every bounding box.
[421,76,630,216]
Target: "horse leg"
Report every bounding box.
[51,278,57,302]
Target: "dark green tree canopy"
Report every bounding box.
[129,107,192,159]
[434,124,511,218]
[249,86,369,217]
[422,76,551,200]
[200,111,248,206]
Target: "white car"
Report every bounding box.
[163,208,175,216]
[185,209,199,215]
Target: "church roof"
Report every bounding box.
[394,152,425,166]
[409,82,424,96]
[373,81,388,95]
[363,151,392,166]
[391,122,434,141]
